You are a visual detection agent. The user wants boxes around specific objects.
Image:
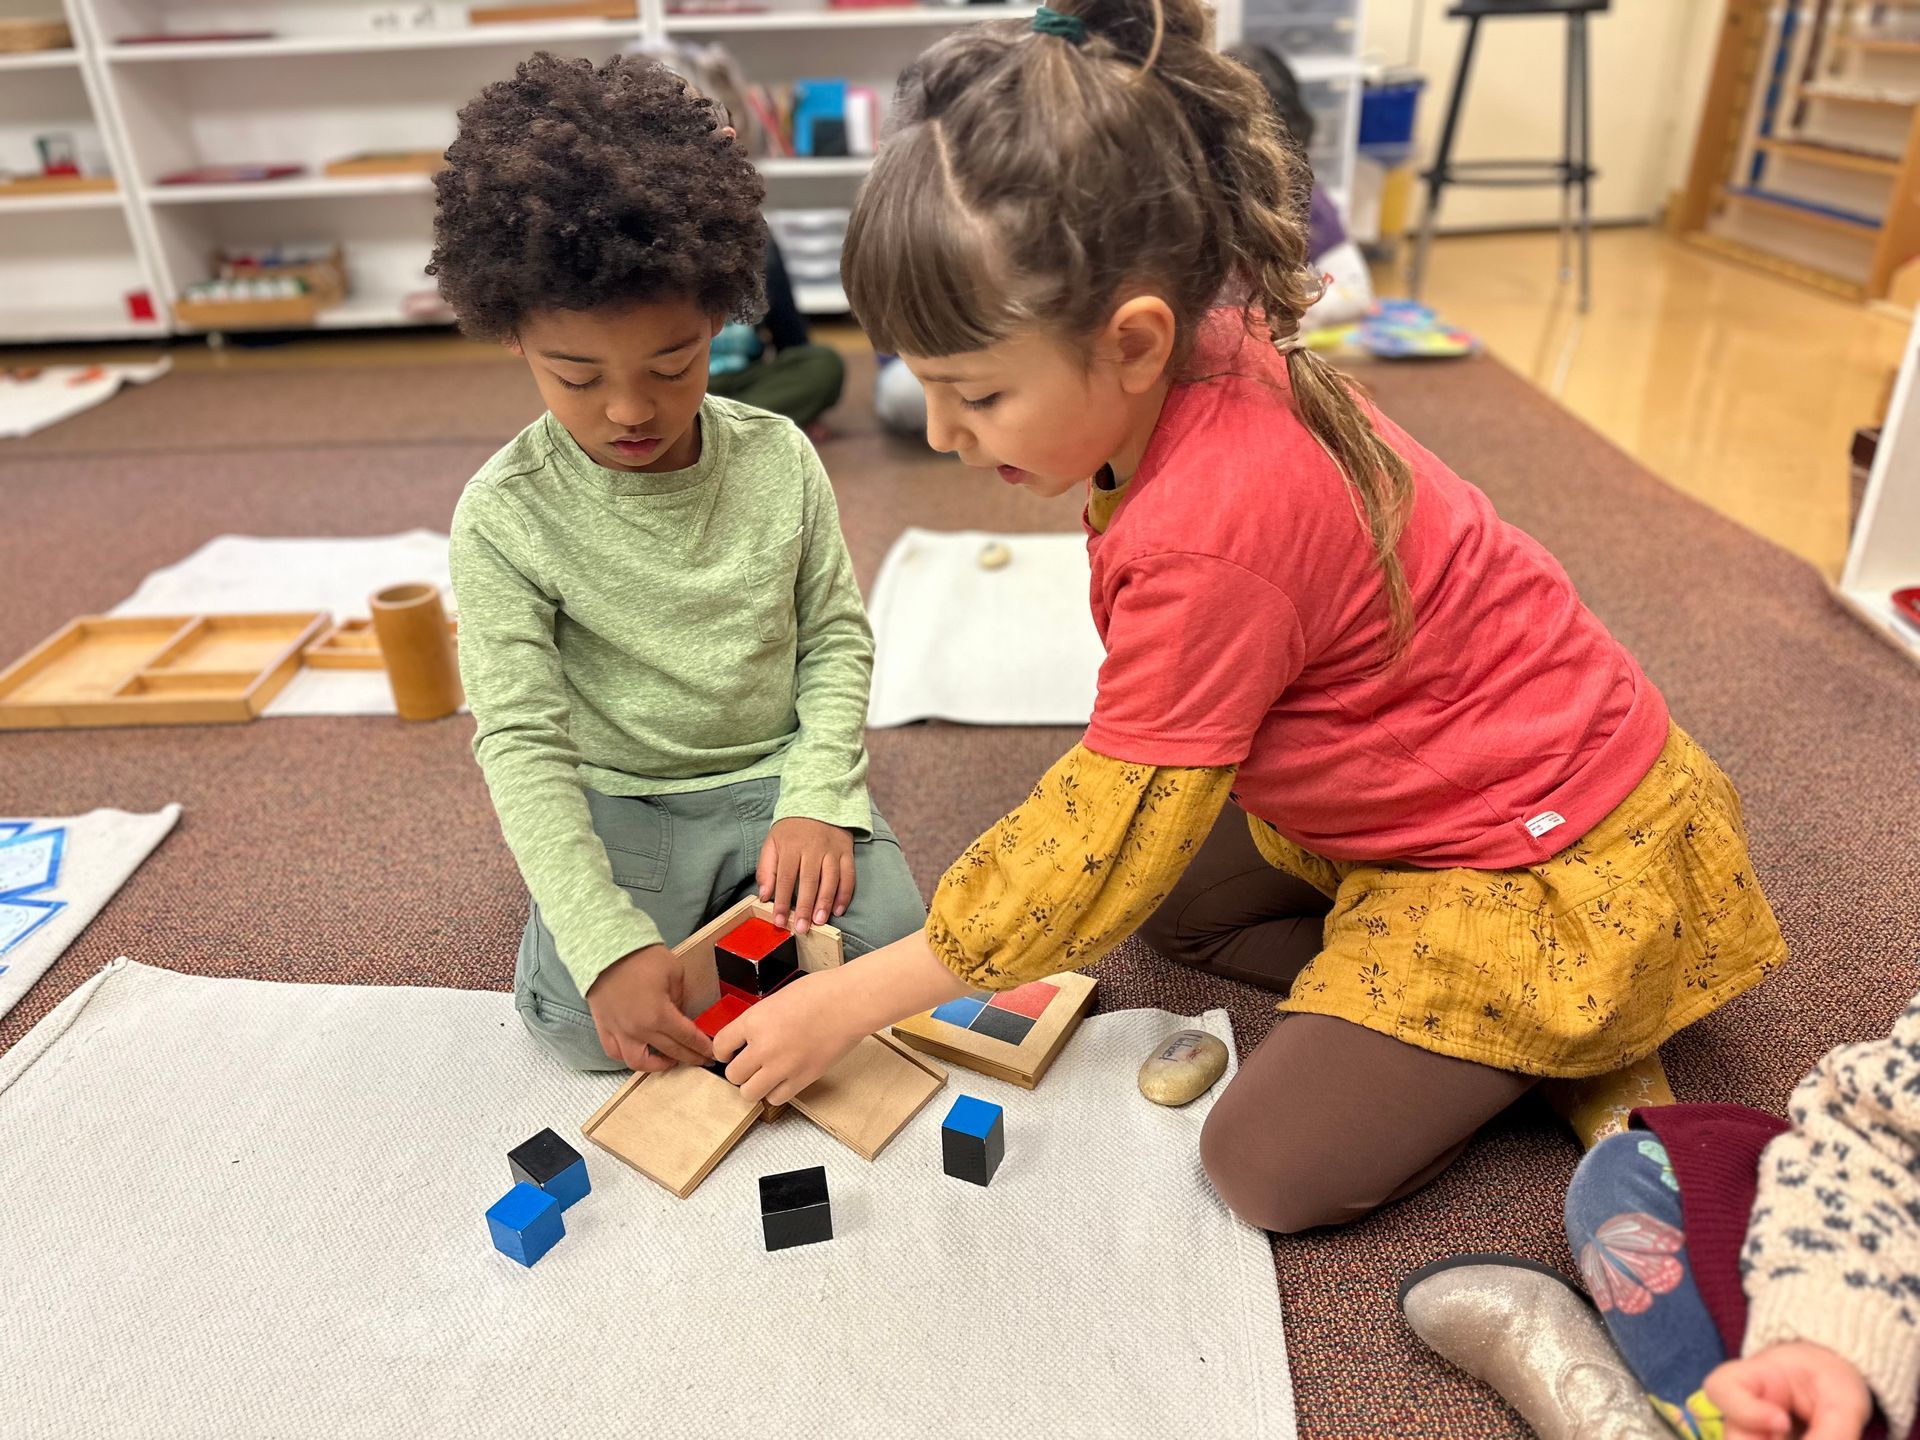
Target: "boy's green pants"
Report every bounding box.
[515,775,927,1071]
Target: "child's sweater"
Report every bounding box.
[1743,993,1920,1435]
[449,397,873,993]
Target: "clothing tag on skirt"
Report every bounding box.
[1524,811,1567,839]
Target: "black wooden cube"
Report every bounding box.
[941,1095,1005,1187]
[759,1165,833,1251]
[508,1127,590,1209]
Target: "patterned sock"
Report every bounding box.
[1543,1052,1678,1151]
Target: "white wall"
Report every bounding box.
[1363,0,1724,229]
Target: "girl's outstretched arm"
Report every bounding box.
[714,931,971,1106]
[715,744,1235,1104]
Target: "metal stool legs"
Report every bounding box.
[1409,10,1594,314]
[1409,15,1481,302]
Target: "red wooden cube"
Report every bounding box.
[715,917,799,997]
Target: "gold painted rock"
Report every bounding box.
[977,541,1013,570]
[1137,1029,1229,1106]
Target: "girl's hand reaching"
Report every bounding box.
[1704,1342,1874,1440]
[712,965,868,1105]
[712,931,974,1106]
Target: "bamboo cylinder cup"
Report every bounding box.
[370,583,462,722]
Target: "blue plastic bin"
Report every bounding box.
[1359,80,1425,148]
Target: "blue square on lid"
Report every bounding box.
[930,996,987,1028]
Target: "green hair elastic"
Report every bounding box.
[1030,5,1089,43]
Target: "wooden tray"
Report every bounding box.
[0,176,116,198]
[0,613,327,730]
[303,616,458,670]
[323,150,446,178]
[171,295,328,330]
[891,970,1097,1090]
[0,19,72,52]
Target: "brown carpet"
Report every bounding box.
[4,350,1918,1438]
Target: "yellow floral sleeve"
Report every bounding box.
[925,744,1235,989]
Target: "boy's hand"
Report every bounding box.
[712,967,867,1106]
[757,817,855,934]
[1705,1342,1874,1440]
[585,943,714,1073]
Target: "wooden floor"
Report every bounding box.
[1382,227,1908,577]
[5,226,1901,577]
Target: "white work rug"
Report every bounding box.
[0,359,172,440]
[110,532,455,717]
[867,528,1105,727]
[0,962,1295,1439]
[0,806,179,1021]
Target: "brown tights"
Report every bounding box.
[1138,811,1536,1233]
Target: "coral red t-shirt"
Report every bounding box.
[1082,325,1669,870]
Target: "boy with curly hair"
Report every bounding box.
[433,52,925,1073]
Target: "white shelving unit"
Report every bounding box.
[1838,304,1920,670]
[0,0,1362,341]
[1237,0,1364,215]
[0,0,167,342]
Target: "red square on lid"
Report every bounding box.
[987,980,1059,1019]
[719,917,792,963]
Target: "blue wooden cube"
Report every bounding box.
[941,1095,1005,1187]
[509,1127,590,1210]
[487,1182,564,1267]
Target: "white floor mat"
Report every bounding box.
[110,532,455,717]
[0,359,172,440]
[0,806,178,1021]
[0,962,1294,1439]
[867,528,1104,727]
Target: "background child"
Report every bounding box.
[710,0,1786,1234]
[1403,993,1920,1440]
[432,53,926,1073]
[709,231,846,431]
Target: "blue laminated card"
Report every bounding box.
[0,825,63,898]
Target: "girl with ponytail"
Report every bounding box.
[711,0,1786,1231]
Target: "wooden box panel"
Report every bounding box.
[0,613,326,729]
[789,1032,946,1162]
[580,1064,764,1199]
[891,971,1097,1090]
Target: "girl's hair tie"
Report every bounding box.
[1031,6,1089,44]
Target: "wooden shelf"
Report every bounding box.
[663,5,1035,32]
[1,0,1363,344]
[1682,232,1866,299]
[1801,85,1920,109]
[104,19,639,63]
[1755,136,1903,175]
[1720,186,1884,234]
[757,156,872,178]
[0,189,124,215]
[0,48,80,72]
[148,174,434,205]
[1839,36,1920,53]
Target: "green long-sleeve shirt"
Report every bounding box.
[449,398,874,993]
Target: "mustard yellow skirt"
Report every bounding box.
[1248,723,1787,1078]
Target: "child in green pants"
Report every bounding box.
[432,52,926,1073]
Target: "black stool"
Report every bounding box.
[1409,0,1609,313]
